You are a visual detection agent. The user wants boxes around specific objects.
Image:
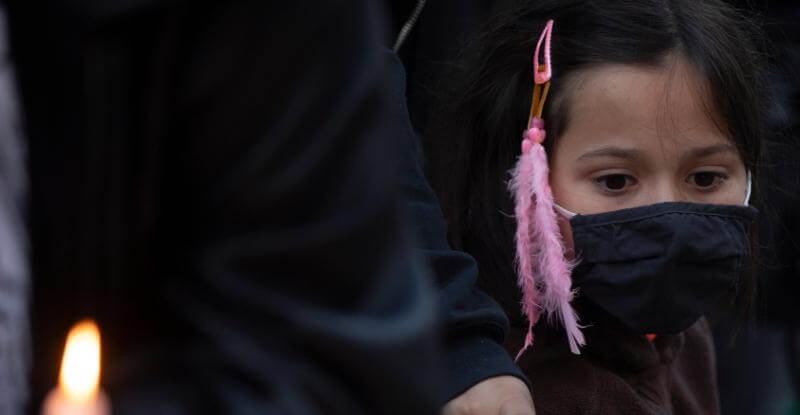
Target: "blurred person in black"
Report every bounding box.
[0,4,28,413]
[4,0,447,413]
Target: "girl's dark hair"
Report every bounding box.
[428,0,769,325]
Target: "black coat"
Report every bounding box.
[7,1,446,413]
[387,0,530,401]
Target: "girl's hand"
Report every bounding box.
[442,376,536,415]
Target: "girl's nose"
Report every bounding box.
[648,179,686,204]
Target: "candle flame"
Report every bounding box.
[59,320,101,402]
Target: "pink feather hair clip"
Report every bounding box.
[508,19,585,358]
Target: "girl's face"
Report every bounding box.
[550,57,748,253]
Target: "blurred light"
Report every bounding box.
[58,320,101,403]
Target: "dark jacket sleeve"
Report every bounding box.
[14,1,444,413]
[384,50,529,403]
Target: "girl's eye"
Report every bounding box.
[594,174,636,193]
[687,171,727,190]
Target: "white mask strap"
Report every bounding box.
[743,171,752,206]
[553,203,577,219]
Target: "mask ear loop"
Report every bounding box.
[553,203,577,219]
[509,19,584,358]
[743,171,752,206]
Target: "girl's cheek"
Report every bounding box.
[557,214,575,260]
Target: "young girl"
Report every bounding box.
[431,0,767,413]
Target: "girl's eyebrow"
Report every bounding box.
[575,143,736,162]
[684,143,737,159]
[576,146,640,161]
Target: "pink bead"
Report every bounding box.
[531,128,546,144]
[523,129,533,141]
[522,127,547,148]
[521,139,533,153]
[531,117,545,129]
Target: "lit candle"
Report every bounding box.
[42,320,111,415]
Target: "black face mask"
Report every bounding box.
[564,202,757,334]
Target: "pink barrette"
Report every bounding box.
[533,20,553,85]
[509,19,585,358]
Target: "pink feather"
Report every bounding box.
[509,141,542,355]
[509,127,585,358]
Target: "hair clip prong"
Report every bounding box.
[527,20,554,128]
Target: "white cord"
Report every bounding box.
[393,0,427,52]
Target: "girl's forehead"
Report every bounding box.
[554,58,735,161]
